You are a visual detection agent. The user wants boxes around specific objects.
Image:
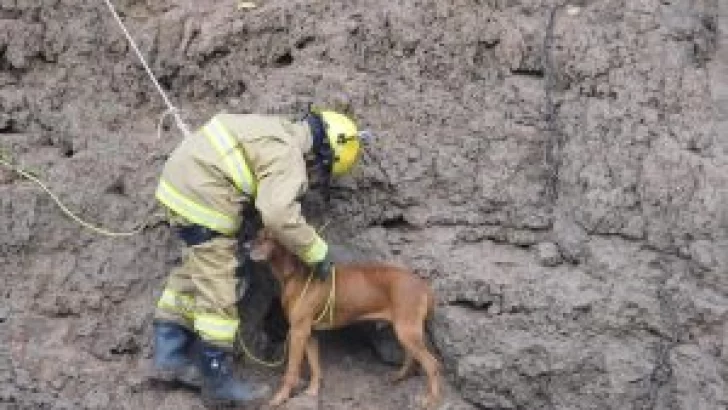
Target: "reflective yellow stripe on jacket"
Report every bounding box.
[155,179,238,235]
[202,117,257,197]
[302,236,328,264]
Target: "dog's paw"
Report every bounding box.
[417,394,441,410]
[304,384,319,397]
[268,391,289,407]
[388,369,411,384]
[388,372,404,383]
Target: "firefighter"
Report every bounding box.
[149,108,361,403]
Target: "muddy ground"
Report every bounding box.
[1,0,727,409]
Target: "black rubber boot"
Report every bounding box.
[200,342,270,404]
[149,321,202,388]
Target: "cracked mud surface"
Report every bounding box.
[1,1,727,409]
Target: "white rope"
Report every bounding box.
[157,106,187,141]
[101,0,192,139]
[0,2,193,239]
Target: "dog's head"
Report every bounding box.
[249,228,302,283]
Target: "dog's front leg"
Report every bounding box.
[304,335,321,397]
[269,320,312,407]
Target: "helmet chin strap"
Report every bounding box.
[305,111,333,203]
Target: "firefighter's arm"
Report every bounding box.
[253,139,328,265]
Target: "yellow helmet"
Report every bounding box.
[318,110,361,176]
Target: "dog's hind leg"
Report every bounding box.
[392,291,442,409]
[393,323,441,409]
[389,351,415,383]
[304,335,322,397]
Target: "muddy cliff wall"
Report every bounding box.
[1,0,727,409]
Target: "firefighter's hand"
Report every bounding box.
[312,252,334,281]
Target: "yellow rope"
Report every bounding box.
[296,267,336,326]
[313,267,336,326]
[0,155,146,237]
[236,332,288,368]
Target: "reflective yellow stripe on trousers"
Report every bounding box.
[155,179,238,235]
[157,288,195,322]
[202,118,257,197]
[195,313,239,345]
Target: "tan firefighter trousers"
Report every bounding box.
[155,234,241,349]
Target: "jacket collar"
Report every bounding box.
[281,117,313,154]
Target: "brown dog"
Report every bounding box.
[249,229,441,408]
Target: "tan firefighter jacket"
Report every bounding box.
[155,112,328,265]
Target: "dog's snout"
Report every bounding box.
[248,237,275,261]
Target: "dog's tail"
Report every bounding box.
[425,287,436,321]
[423,287,439,355]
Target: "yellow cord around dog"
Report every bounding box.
[303,266,336,327]
[236,332,289,368]
[236,267,336,368]
[0,155,145,237]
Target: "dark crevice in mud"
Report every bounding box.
[691,13,719,67]
[200,47,231,66]
[447,299,495,312]
[61,145,75,158]
[511,68,545,78]
[542,4,568,204]
[109,345,140,356]
[586,230,646,244]
[157,69,180,91]
[371,214,413,230]
[635,260,684,409]
[105,178,126,196]
[273,50,294,67]
[0,119,17,133]
[636,339,678,410]
[294,35,315,49]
